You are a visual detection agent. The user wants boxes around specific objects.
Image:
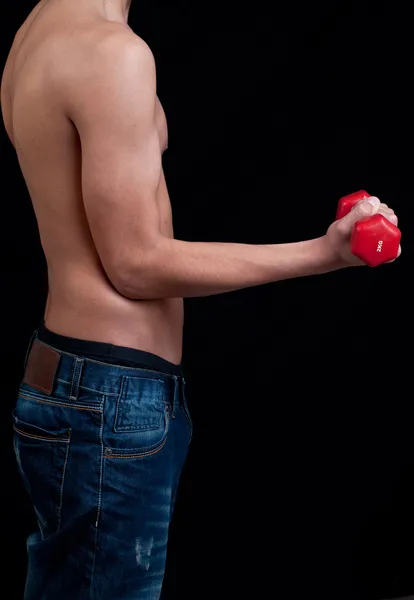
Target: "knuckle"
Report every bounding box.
[357,203,372,217]
[379,209,397,223]
[336,220,349,236]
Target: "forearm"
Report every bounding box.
[118,236,343,300]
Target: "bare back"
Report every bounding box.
[1,1,184,364]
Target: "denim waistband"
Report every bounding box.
[35,320,183,377]
[22,329,185,403]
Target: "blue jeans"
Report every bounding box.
[13,323,192,599]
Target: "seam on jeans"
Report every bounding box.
[13,426,70,443]
[13,426,71,443]
[57,435,71,531]
[95,414,104,528]
[104,437,167,459]
[90,409,104,598]
[18,393,102,412]
[182,402,193,441]
[113,376,126,433]
[56,378,118,396]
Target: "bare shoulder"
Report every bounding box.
[76,23,155,82]
[64,23,157,127]
[62,23,156,112]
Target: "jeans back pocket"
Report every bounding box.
[12,411,71,537]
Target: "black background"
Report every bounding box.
[1,1,413,599]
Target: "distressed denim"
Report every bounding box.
[13,327,192,599]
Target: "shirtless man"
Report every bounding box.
[1,0,401,599]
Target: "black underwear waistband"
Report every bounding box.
[35,320,183,377]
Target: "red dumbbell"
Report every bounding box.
[336,190,401,267]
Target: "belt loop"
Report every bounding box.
[69,357,84,401]
[22,327,39,372]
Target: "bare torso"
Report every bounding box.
[1,0,184,364]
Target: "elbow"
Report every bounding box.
[112,267,150,300]
[103,259,144,300]
[111,239,169,300]
[116,274,166,301]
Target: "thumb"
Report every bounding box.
[339,196,381,231]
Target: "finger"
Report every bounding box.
[379,206,395,216]
[337,196,380,235]
[354,196,381,211]
[379,203,394,211]
[378,208,398,226]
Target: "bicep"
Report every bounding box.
[70,41,163,288]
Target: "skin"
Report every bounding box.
[1,0,400,366]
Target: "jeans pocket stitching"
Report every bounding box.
[104,436,168,460]
[13,425,71,443]
[18,391,102,413]
[104,408,171,458]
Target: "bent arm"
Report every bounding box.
[67,32,341,301]
[118,235,342,299]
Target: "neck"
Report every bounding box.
[102,0,132,23]
[50,0,132,24]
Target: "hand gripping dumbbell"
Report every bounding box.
[336,190,401,267]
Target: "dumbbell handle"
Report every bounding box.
[336,190,401,267]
